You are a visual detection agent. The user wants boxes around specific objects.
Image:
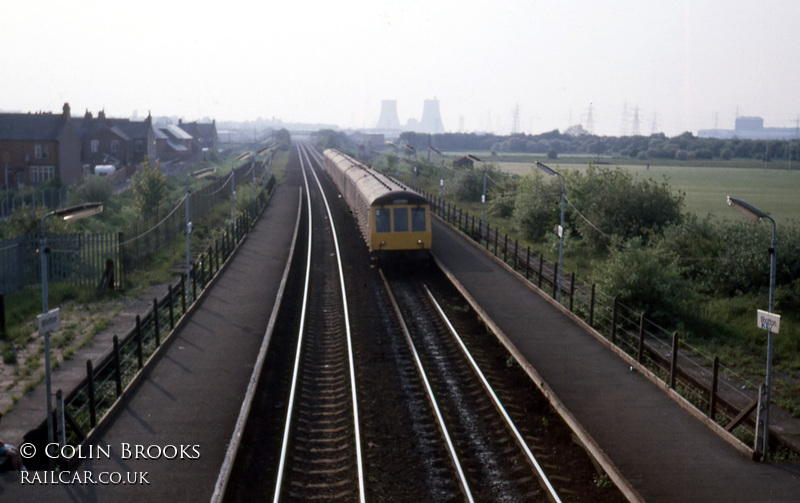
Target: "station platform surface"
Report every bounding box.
[0,172,302,501]
[430,217,800,502]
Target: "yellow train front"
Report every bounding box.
[323,149,432,259]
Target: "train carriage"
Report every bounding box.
[322,149,432,256]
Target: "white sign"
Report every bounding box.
[757,309,781,334]
[37,308,61,333]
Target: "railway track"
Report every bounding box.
[380,269,560,502]
[270,144,364,502]
[224,143,625,502]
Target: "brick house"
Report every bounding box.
[0,103,82,189]
[178,119,218,152]
[80,110,133,167]
[155,124,193,161]
[79,110,158,172]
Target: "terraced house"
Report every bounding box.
[0,103,82,189]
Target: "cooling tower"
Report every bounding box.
[376,100,401,130]
[420,98,445,134]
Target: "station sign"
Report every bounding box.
[38,308,61,334]
[757,309,780,334]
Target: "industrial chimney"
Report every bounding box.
[376,100,401,131]
[419,98,445,134]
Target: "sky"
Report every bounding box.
[3,0,800,137]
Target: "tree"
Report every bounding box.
[131,157,167,218]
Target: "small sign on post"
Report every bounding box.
[38,308,60,333]
[757,309,781,334]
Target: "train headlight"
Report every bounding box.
[417,239,424,248]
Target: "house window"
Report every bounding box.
[111,140,120,154]
[30,165,55,184]
[35,144,49,160]
[91,140,100,153]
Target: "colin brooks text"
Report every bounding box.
[40,443,201,460]
[21,470,150,485]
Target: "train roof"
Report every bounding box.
[324,149,428,207]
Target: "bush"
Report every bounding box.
[513,173,561,241]
[593,241,693,325]
[567,165,684,252]
[76,175,113,204]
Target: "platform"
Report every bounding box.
[430,217,800,502]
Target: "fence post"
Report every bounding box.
[494,228,498,255]
[113,335,122,397]
[538,254,544,288]
[168,284,174,330]
[153,298,160,347]
[191,265,197,302]
[611,297,618,344]
[86,360,97,428]
[552,262,558,299]
[180,273,187,315]
[117,231,124,289]
[471,215,475,240]
[135,315,143,369]
[669,332,679,389]
[525,246,530,279]
[569,271,575,311]
[0,293,5,338]
[215,239,220,272]
[589,283,596,327]
[709,356,719,420]
[503,233,508,263]
[638,312,646,363]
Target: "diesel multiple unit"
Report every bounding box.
[322,149,432,256]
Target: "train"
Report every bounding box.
[322,148,432,257]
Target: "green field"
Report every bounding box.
[493,159,800,224]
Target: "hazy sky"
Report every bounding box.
[3,0,799,136]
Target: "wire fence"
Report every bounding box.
[423,191,765,450]
[0,159,272,296]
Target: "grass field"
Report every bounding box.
[492,158,800,224]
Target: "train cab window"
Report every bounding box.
[393,207,409,232]
[375,208,391,233]
[411,207,426,232]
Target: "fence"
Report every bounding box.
[119,159,273,275]
[0,160,274,296]
[0,232,120,295]
[1,186,71,219]
[32,178,276,467]
[422,191,766,450]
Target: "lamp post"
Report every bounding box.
[466,155,487,245]
[727,195,777,459]
[428,146,445,215]
[40,202,103,448]
[536,161,566,303]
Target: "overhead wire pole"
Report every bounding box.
[232,151,252,234]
